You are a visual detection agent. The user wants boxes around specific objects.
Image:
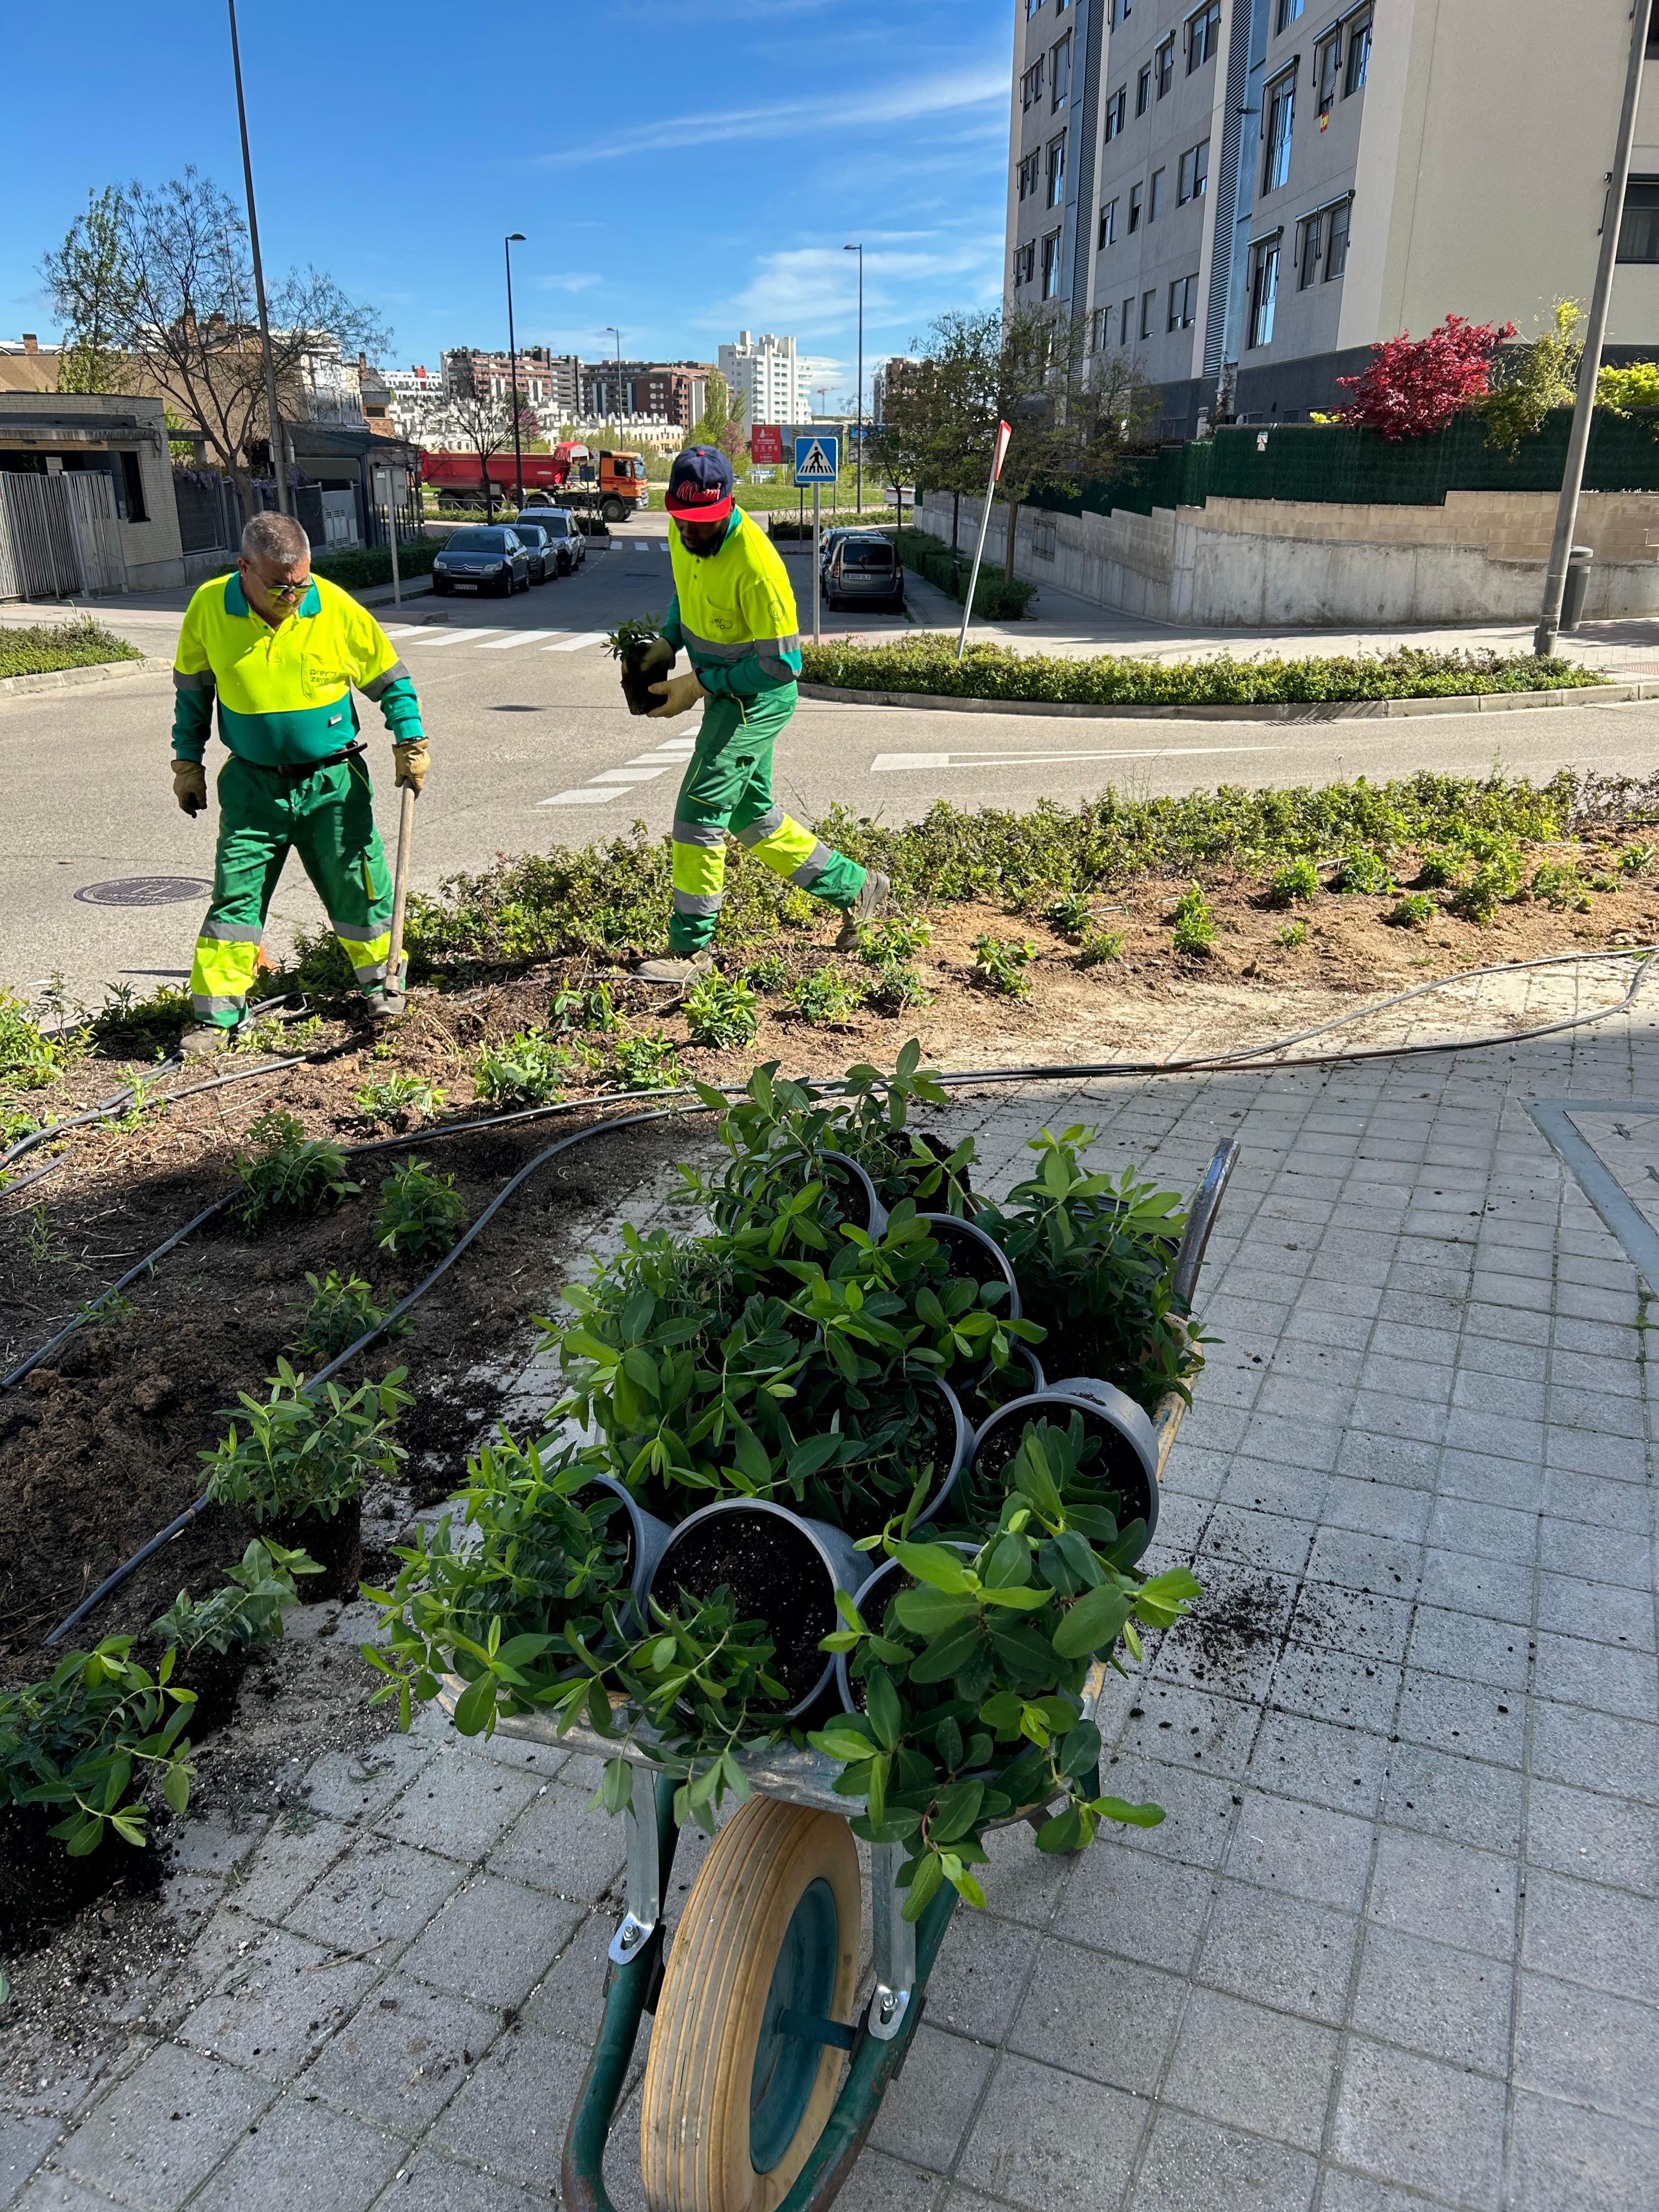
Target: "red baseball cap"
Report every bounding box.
[664,444,735,522]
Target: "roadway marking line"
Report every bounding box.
[543,631,610,651]
[540,787,630,805]
[476,630,559,650]
[628,751,681,764]
[405,627,503,647]
[868,743,1286,771]
[651,737,698,755]
[600,766,671,782]
[379,624,425,637]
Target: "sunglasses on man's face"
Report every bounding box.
[261,576,308,599]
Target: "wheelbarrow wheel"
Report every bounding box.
[640,1797,860,2212]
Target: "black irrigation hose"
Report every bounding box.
[22,944,1658,1646]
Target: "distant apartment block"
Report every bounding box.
[579,361,710,427]
[1006,0,1659,433]
[718,332,808,426]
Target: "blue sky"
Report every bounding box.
[4,0,1013,407]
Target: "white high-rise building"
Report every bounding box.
[718,331,806,425]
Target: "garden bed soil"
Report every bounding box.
[652,1513,837,1708]
[267,1500,362,1603]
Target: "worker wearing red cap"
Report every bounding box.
[635,444,888,984]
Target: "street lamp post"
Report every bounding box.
[227,0,287,517]
[504,233,526,509]
[843,242,863,513]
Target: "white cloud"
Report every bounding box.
[535,272,603,295]
[713,236,1002,337]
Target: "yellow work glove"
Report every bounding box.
[172,758,207,816]
[393,739,429,794]
[647,672,707,719]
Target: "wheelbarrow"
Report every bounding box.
[481,1137,1238,2212]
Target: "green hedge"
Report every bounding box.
[889,528,1037,620]
[311,538,441,591]
[767,511,897,538]
[0,618,143,680]
[798,634,1607,705]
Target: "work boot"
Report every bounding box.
[834,869,892,952]
[635,951,715,986]
[363,988,405,1024]
[179,1022,233,1058]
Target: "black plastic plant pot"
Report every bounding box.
[833,1542,977,1714]
[822,1373,970,1541]
[644,1498,865,1723]
[574,1473,672,1627]
[266,1497,362,1604]
[909,1373,972,1530]
[967,1382,1159,1553]
[0,1802,162,1931]
[918,1213,1020,1313]
[768,1147,888,1240]
[956,1343,1048,1436]
[620,635,675,716]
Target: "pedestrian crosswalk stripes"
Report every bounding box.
[386,625,610,652]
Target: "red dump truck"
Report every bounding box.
[419,443,650,522]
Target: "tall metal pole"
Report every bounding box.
[812,483,822,644]
[505,233,525,507]
[844,243,864,514]
[1535,0,1649,657]
[228,0,288,516]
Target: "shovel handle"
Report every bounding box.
[386,780,416,998]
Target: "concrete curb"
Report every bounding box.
[797,676,1659,723]
[0,654,173,699]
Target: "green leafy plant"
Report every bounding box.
[608,1029,685,1090]
[866,958,930,1013]
[1617,842,1657,876]
[1482,300,1582,452]
[549,978,620,1034]
[1528,861,1593,912]
[1415,848,1463,889]
[1077,927,1124,968]
[473,1026,573,1107]
[1331,850,1396,895]
[604,614,664,661]
[793,968,866,1026]
[1042,891,1094,936]
[234,1011,325,1057]
[289,1269,411,1366]
[1386,893,1435,928]
[971,935,1037,996]
[684,971,760,1050]
[353,1074,445,1127]
[1170,883,1215,956]
[201,1362,409,1523]
[1595,358,1659,414]
[0,991,65,1092]
[857,916,933,963]
[1276,921,1309,947]
[0,1639,194,1857]
[742,953,790,994]
[230,1108,358,1233]
[0,617,144,682]
[1266,859,1320,907]
[150,1538,320,1660]
[1449,843,1523,924]
[83,981,191,1062]
[376,1157,467,1259]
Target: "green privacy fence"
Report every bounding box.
[1026,408,1659,520]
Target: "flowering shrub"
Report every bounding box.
[1337,315,1516,441]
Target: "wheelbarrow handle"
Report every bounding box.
[1172,1137,1239,1313]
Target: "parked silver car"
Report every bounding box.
[431,526,531,597]
[526,506,587,574]
[823,532,903,614]
[503,519,554,584]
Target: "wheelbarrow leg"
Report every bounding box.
[868,1839,917,2042]
[609,1761,664,1970]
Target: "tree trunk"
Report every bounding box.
[1002,497,1022,582]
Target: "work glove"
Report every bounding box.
[393,739,429,795]
[647,672,707,719]
[172,759,207,816]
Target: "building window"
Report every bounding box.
[1167,274,1198,331]
[1325,195,1350,278]
[1041,229,1063,298]
[1137,63,1152,115]
[1156,35,1176,95]
[1052,32,1071,106]
[1047,135,1066,206]
[1111,0,1132,21]
[1014,240,1037,287]
[1178,138,1210,202]
[1128,180,1144,233]
[1098,196,1118,248]
[1344,9,1372,95]
[1121,296,1135,345]
[1026,0,1044,15]
[1022,55,1045,108]
[1618,178,1659,263]
[1149,167,1165,221]
[1093,304,1113,349]
[1263,67,1295,191]
[1187,2,1221,73]
[1276,0,1304,28]
[119,450,147,523]
[1248,236,1280,346]
[1315,30,1341,116]
[1104,85,1127,140]
[1018,151,1041,201]
[1139,289,1158,340]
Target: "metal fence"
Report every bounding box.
[0,468,127,600]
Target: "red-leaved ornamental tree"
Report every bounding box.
[1336,314,1517,440]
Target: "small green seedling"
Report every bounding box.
[971,935,1038,996]
[1276,921,1308,948]
[856,916,932,963]
[1078,927,1124,967]
[376,1157,467,1259]
[865,957,930,1013]
[793,968,866,1026]
[1266,859,1320,907]
[1386,894,1435,929]
[684,972,759,1050]
[231,1108,358,1233]
[608,1030,685,1090]
[1331,850,1395,895]
[472,1028,571,1107]
[289,1269,411,1365]
[1042,891,1093,936]
[1170,884,1215,956]
[353,1074,445,1127]
[742,953,790,994]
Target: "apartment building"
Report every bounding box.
[440,348,581,417]
[718,332,809,426]
[579,361,710,427]
[1007,0,1659,433]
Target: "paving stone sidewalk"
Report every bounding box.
[5,980,1657,2212]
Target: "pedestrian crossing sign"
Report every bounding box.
[793,434,839,485]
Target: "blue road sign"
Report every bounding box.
[793,434,839,485]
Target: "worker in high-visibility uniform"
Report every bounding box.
[170,511,428,1053]
[636,444,888,984]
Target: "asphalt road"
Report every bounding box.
[5,515,1658,1008]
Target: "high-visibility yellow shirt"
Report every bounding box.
[662,509,802,698]
[170,569,424,768]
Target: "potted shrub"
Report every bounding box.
[0,1639,193,1928]
[201,1362,410,1601]
[146,1537,320,1737]
[955,1342,1047,1435]
[966,1391,1160,1551]
[606,614,675,716]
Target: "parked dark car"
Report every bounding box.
[524,505,586,574]
[824,532,904,614]
[432,526,530,597]
[504,519,553,584]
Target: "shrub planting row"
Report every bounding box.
[0,619,144,681]
[309,538,441,592]
[888,527,1037,620]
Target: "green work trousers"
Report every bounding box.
[669,687,865,953]
[188,752,393,1026]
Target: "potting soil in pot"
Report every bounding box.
[967,1410,1132,1525]
[621,637,675,715]
[267,1500,362,1604]
[809,1384,956,1538]
[658,1516,836,1708]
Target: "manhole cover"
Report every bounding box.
[75,876,212,907]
